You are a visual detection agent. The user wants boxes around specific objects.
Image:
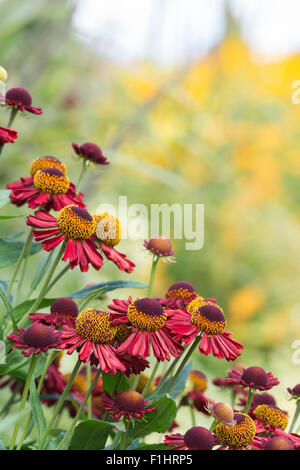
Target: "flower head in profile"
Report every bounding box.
[168,296,243,361]
[72,142,109,165]
[226,366,279,391]
[166,281,197,305]
[1,87,42,114]
[30,297,79,327]
[238,391,277,417]
[164,426,215,450]
[0,126,17,144]
[254,404,288,431]
[287,384,300,400]
[144,236,175,262]
[215,412,257,449]
[101,389,156,421]
[109,297,184,361]
[208,402,236,426]
[7,322,61,357]
[27,205,104,272]
[93,211,135,273]
[8,167,85,211]
[59,308,126,374]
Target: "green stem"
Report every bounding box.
[38,358,81,449]
[119,419,129,450]
[76,160,87,192]
[189,403,196,427]
[142,361,159,397]
[146,255,159,297]
[16,351,55,450]
[289,400,300,433]
[29,250,54,298]
[166,334,202,393]
[9,355,38,450]
[86,363,92,419]
[132,373,140,391]
[0,383,22,417]
[245,387,254,414]
[16,232,33,304]
[209,417,218,432]
[44,264,70,295]
[152,356,181,398]
[56,368,102,450]
[19,241,66,328]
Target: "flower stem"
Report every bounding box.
[146,254,159,297]
[44,264,70,295]
[19,241,67,328]
[245,387,254,414]
[189,403,196,427]
[16,232,33,303]
[9,354,38,450]
[152,356,181,398]
[209,417,218,432]
[142,360,159,397]
[166,335,202,394]
[38,358,81,449]
[289,400,300,433]
[86,363,92,419]
[56,367,102,450]
[76,160,87,192]
[119,419,129,450]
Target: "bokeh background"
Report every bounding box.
[1,0,300,431]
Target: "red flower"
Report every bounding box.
[226,366,279,391]
[72,142,109,165]
[164,427,215,450]
[168,297,243,361]
[59,308,127,374]
[0,126,17,144]
[7,323,61,357]
[93,211,135,273]
[8,167,85,211]
[2,87,42,114]
[144,236,175,259]
[109,297,184,362]
[27,205,104,272]
[30,297,78,327]
[165,281,197,305]
[186,390,212,415]
[101,389,156,421]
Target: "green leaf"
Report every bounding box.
[102,371,129,394]
[137,443,171,450]
[148,363,191,401]
[0,440,7,450]
[0,189,11,209]
[13,297,56,322]
[29,379,46,441]
[0,410,27,433]
[0,349,47,382]
[68,420,113,450]
[0,238,42,268]
[69,280,147,299]
[46,432,66,450]
[0,285,17,331]
[128,396,177,441]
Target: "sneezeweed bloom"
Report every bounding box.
[208,402,235,426]
[226,366,279,391]
[101,390,156,421]
[215,412,256,449]
[135,372,155,395]
[59,308,126,374]
[72,142,109,165]
[9,167,85,211]
[165,281,197,305]
[1,87,42,114]
[93,211,135,273]
[109,297,184,361]
[7,323,61,357]
[30,297,79,327]
[144,236,175,262]
[238,392,277,416]
[27,205,104,272]
[189,370,207,392]
[168,297,243,361]
[254,404,288,431]
[164,426,215,450]
[287,384,300,400]
[186,390,212,415]
[0,126,17,144]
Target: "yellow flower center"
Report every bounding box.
[75,309,117,344]
[215,412,256,449]
[57,205,96,240]
[34,168,70,194]
[127,298,167,332]
[93,211,122,247]
[188,297,226,335]
[30,156,66,175]
[254,405,288,431]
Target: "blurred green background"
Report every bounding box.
[0,0,300,425]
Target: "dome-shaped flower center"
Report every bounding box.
[254,405,288,430]
[146,236,173,256]
[127,298,167,332]
[6,87,32,106]
[241,366,268,387]
[189,370,207,392]
[252,393,276,408]
[166,281,197,300]
[215,412,256,449]
[94,211,122,247]
[265,436,294,450]
[115,324,131,343]
[212,402,235,425]
[79,142,105,163]
[50,297,78,318]
[34,168,70,194]
[30,156,66,176]
[24,323,55,348]
[183,426,214,450]
[189,300,226,335]
[75,309,117,344]
[57,205,95,240]
[115,390,145,412]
